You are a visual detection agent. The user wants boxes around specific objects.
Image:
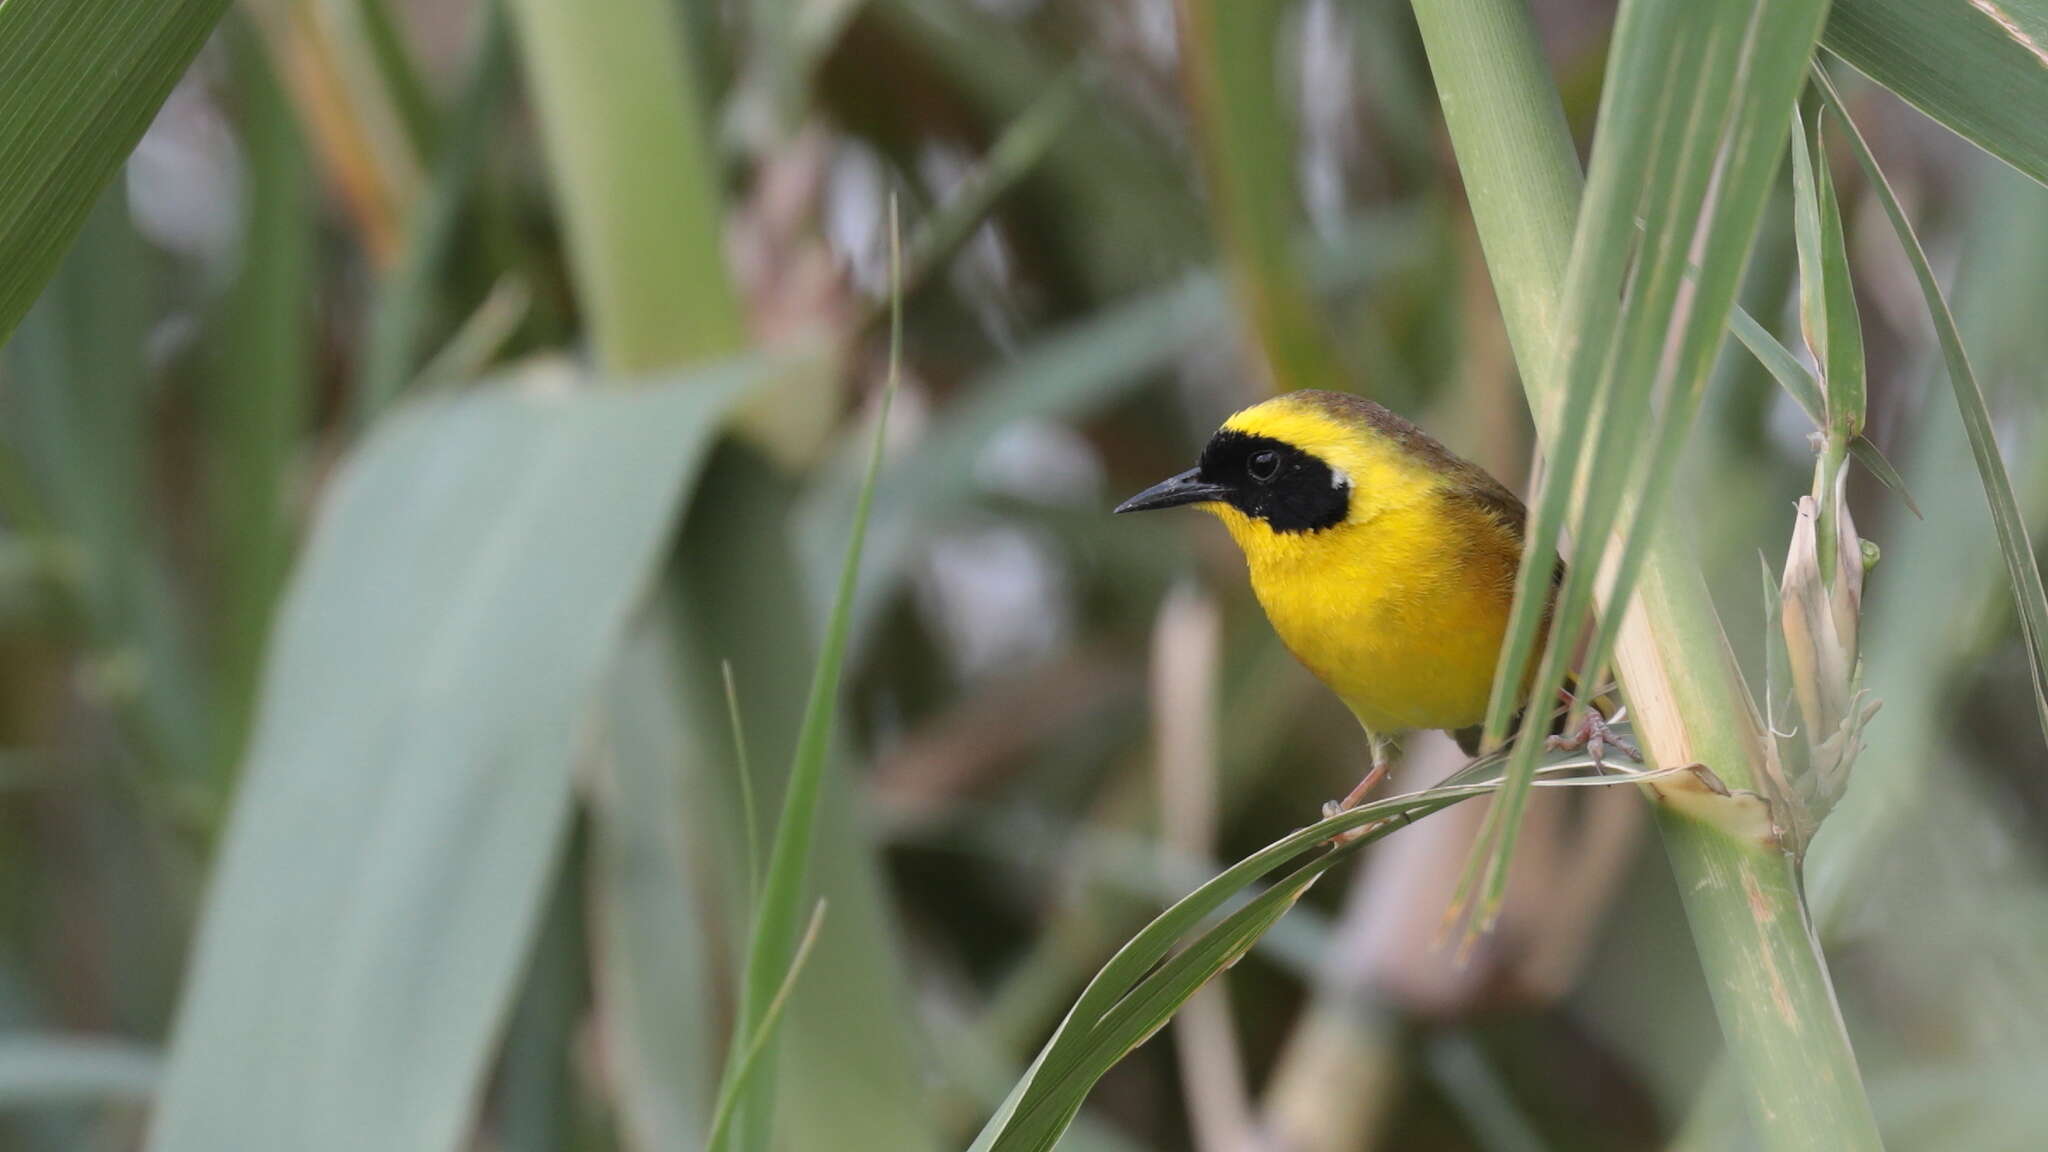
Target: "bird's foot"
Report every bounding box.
[1320,755,1392,844]
[1545,706,1641,769]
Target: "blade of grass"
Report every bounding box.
[715,208,901,1151]
[723,660,764,909]
[1813,64,2048,750]
[1730,307,1824,425]
[969,761,1694,1150]
[704,902,827,1151]
[0,0,230,348]
[1726,311,1917,515]
[1849,436,1921,519]
[205,18,315,778]
[1822,0,2048,187]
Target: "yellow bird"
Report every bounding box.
[1115,389,1626,813]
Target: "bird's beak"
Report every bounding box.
[1114,468,1231,515]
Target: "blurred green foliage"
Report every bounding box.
[1,1,2046,1150]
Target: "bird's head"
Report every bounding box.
[1113,390,1469,557]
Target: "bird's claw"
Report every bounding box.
[1545,707,1641,769]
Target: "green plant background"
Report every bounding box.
[2,1,2047,1150]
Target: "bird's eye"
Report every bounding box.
[1247,449,1282,482]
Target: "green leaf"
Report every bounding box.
[705,902,827,1151]
[1790,104,1829,374]
[971,778,1486,1151]
[1471,0,1831,927]
[205,19,316,773]
[1813,66,2048,751]
[1812,110,1867,440]
[1823,0,2048,188]
[1729,307,1824,425]
[969,758,1686,1150]
[148,356,763,1152]
[1849,435,1921,519]
[0,0,229,349]
[1724,315,1918,516]
[715,215,901,1152]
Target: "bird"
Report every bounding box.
[1114,388,1630,816]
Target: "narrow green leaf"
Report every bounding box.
[1471,0,1832,929]
[149,357,762,1152]
[206,19,315,772]
[996,854,1346,1152]
[1814,66,2048,750]
[1823,0,2048,188]
[705,902,827,1151]
[970,760,1692,1150]
[1729,306,1824,425]
[1812,111,1867,440]
[1849,435,1922,519]
[972,776,1490,1151]
[1411,1,1885,1143]
[0,0,230,348]
[723,660,764,908]
[718,212,900,1150]
[1724,315,1917,516]
[1790,104,1829,372]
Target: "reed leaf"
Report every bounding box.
[1813,66,2048,751]
[715,213,901,1151]
[1469,0,1833,928]
[1823,0,2048,187]
[0,0,228,348]
[147,358,761,1152]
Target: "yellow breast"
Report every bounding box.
[1216,495,1519,736]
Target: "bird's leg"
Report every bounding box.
[1545,700,1642,769]
[1322,733,1394,829]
